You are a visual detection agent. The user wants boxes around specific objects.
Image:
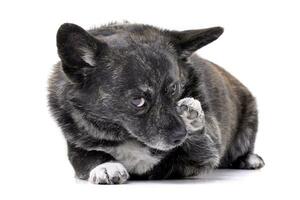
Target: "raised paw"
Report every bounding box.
[232,153,265,169]
[177,97,205,133]
[88,162,129,184]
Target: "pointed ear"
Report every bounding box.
[56,23,107,82]
[170,27,224,58]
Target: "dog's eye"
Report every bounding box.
[170,83,178,96]
[131,97,146,107]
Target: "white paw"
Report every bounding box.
[88,162,129,184]
[177,97,205,133]
[245,154,265,169]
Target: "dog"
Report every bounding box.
[48,22,264,184]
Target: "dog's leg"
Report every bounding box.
[148,98,221,179]
[219,96,265,169]
[176,98,221,176]
[67,143,129,184]
[149,114,221,179]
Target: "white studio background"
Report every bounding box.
[0,0,299,199]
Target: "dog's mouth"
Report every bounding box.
[144,140,178,151]
[120,122,187,151]
[127,131,186,152]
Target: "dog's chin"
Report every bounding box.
[123,126,184,151]
[145,142,177,152]
[132,134,187,151]
[129,133,178,151]
[142,137,189,152]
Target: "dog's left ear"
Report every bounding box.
[170,27,224,58]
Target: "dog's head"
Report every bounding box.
[56,23,223,151]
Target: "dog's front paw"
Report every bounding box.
[177,97,205,133]
[88,162,129,184]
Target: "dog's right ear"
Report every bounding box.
[56,23,107,83]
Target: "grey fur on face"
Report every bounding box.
[48,22,264,184]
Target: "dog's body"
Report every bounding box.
[48,22,264,184]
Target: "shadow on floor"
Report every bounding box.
[128,169,263,184]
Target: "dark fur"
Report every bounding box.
[48,22,264,181]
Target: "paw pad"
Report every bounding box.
[177,97,205,133]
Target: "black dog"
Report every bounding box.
[48,22,264,184]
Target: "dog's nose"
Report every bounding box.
[168,128,187,146]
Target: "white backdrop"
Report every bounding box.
[0,0,299,199]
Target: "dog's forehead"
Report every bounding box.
[98,31,180,88]
[121,49,179,86]
[100,33,130,48]
[98,26,168,48]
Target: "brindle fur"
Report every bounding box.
[48,22,264,182]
